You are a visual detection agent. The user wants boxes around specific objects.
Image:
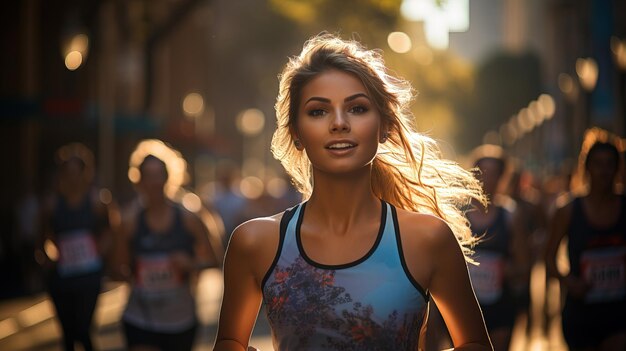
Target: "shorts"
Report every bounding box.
[123,320,197,351]
[562,299,626,349]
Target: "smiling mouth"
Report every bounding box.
[326,143,356,150]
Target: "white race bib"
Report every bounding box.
[136,254,183,295]
[57,229,101,276]
[469,251,505,305]
[581,246,626,303]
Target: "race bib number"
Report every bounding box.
[581,247,626,303]
[57,229,101,276]
[136,254,182,294]
[469,251,504,305]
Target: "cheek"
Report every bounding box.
[364,121,383,145]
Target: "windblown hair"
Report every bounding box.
[271,33,486,260]
[571,127,624,194]
[470,144,508,176]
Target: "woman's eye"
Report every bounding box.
[308,109,326,117]
[349,105,368,114]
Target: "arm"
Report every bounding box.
[177,209,220,272]
[108,210,135,282]
[507,208,531,292]
[544,201,588,299]
[428,222,493,351]
[91,190,115,259]
[214,218,278,351]
[35,195,55,269]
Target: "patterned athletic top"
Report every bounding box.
[262,201,429,350]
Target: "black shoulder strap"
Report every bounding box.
[279,204,299,237]
[260,203,301,290]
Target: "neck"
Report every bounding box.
[61,183,88,202]
[306,168,380,231]
[587,184,617,203]
[144,197,170,213]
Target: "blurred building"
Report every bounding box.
[447,0,625,172]
[1,0,300,297]
[1,0,625,296]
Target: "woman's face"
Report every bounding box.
[586,148,618,190]
[138,158,168,201]
[294,69,384,175]
[60,159,84,185]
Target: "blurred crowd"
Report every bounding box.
[3,125,626,350]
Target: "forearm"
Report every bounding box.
[213,338,248,351]
[544,247,564,281]
[452,342,493,350]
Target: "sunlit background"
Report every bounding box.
[1,0,626,350]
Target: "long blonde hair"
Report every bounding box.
[271,33,486,259]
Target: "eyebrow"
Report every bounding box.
[304,93,370,105]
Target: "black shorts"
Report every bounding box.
[123,321,197,351]
[562,299,626,349]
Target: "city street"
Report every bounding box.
[0,264,568,351]
[0,269,273,351]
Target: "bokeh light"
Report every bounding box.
[558,73,578,102]
[538,94,556,119]
[611,36,626,71]
[182,92,205,119]
[182,192,202,213]
[44,239,59,262]
[266,177,288,198]
[240,176,264,199]
[64,51,83,71]
[70,34,89,54]
[387,31,412,54]
[575,57,598,91]
[236,108,265,136]
[99,188,113,205]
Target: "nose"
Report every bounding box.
[330,109,350,133]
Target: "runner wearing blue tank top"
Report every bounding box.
[214,34,492,351]
[112,153,219,351]
[546,135,626,351]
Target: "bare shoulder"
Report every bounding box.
[226,213,284,283]
[553,194,575,221]
[395,207,457,251]
[394,207,460,290]
[229,214,282,253]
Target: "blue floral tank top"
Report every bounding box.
[261,201,429,350]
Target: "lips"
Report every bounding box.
[325,140,357,149]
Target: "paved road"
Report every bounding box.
[0,269,273,351]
